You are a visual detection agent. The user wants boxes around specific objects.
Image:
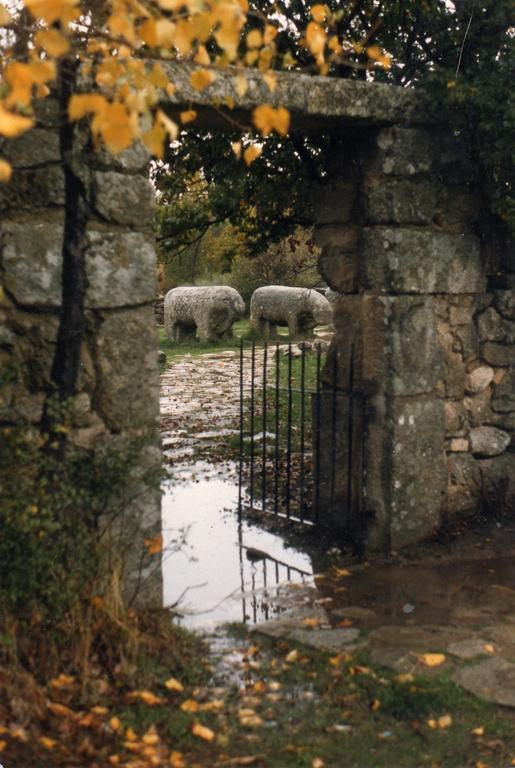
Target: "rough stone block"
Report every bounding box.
[317,246,358,293]
[313,224,359,250]
[464,389,495,427]
[388,397,447,548]
[470,426,511,457]
[444,400,468,436]
[466,365,494,394]
[371,296,442,397]
[495,289,515,320]
[0,165,65,211]
[433,185,480,231]
[1,128,60,167]
[93,171,155,228]
[478,454,515,515]
[370,127,433,176]
[361,227,485,294]
[85,227,157,309]
[313,179,357,226]
[477,307,515,342]
[0,216,63,306]
[92,141,151,173]
[94,305,160,432]
[362,176,438,225]
[481,343,515,367]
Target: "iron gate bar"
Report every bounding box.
[286,343,293,519]
[315,348,322,524]
[238,339,244,517]
[299,344,306,522]
[330,350,338,515]
[274,343,280,516]
[261,342,268,512]
[249,340,256,508]
[347,344,355,514]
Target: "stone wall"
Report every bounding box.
[314,125,515,549]
[0,102,162,605]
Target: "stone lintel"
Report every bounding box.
[159,62,432,130]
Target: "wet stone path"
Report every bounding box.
[160,349,515,709]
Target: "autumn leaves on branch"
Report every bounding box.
[0,0,392,180]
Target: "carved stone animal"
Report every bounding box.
[164,286,245,343]
[250,285,333,338]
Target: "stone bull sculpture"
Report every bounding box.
[164,286,245,343]
[250,285,333,338]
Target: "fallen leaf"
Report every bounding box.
[371,698,381,711]
[302,617,322,628]
[50,673,75,688]
[164,677,184,692]
[110,716,122,732]
[418,653,446,667]
[483,644,495,654]
[170,751,186,767]
[0,741,7,753]
[39,736,58,749]
[191,722,215,741]
[312,759,325,768]
[126,690,165,706]
[181,698,200,712]
[285,649,299,663]
[427,714,453,730]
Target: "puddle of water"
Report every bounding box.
[321,551,515,628]
[162,462,314,629]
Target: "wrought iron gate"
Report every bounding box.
[237,339,365,538]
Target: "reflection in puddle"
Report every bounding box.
[162,463,313,629]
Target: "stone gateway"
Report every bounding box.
[250,285,333,338]
[164,285,245,343]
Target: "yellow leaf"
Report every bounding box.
[190,69,216,92]
[302,617,322,628]
[0,106,34,139]
[428,714,453,729]
[110,716,122,732]
[39,736,58,749]
[68,93,107,121]
[312,759,325,768]
[48,701,75,718]
[92,101,135,154]
[471,726,485,736]
[239,714,264,727]
[127,690,165,706]
[142,121,166,158]
[0,741,7,753]
[235,74,248,98]
[181,699,200,712]
[0,158,12,182]
[244,144,262,165]
[180,110,197,124]
[0,4,12,25]
[91,705,108,715]
[247,29,262,49]
[126,727,138,741]
[264,25,277,45]
[231,141,241,158]
[274,106,290,135]
[263,71,277,92]
[24,0,79,25]
[144,533,163,555]
[311,4,328,23]
[142,728,159,745]
[34,28,70,56]
[395,673,415,684]
[195,45,211,66]
[50,673,75,688]
[483,643,495,654]
[333,568,352,577]
[418,653,446,667]
[191,722,215,741]
[285,649,299,663]
[165,677,184,692]
[306,21,326,59]
[170,751,186,768]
